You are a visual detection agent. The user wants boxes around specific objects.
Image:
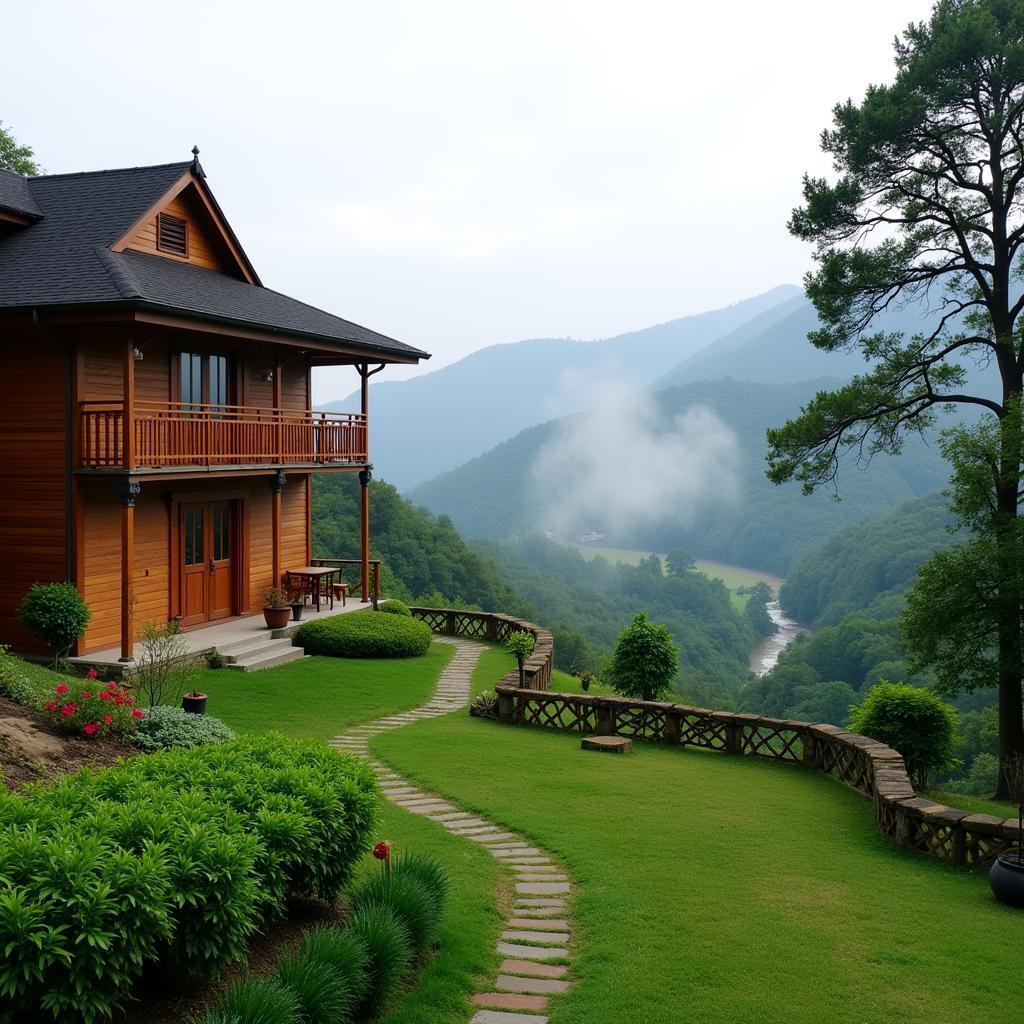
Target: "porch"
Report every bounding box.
[71,597,372,670]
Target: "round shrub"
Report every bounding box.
[131,705,235,751]
[298,926,369,1009]
[277,945,353,1024]
[848,681,960,787]
[296,612,432,658]
[17,581,91,659]
[351,871,439,957]
[345,903,412,1015]
[199,977,301,1024]
[375,599,412,616]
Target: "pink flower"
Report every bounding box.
[81,691,91,699]
[106,682,116,692]
[46,702,57,711]
[131,708,144,719]
[103,715,113,724]
[55,683,69,695]
[82,723,99,735]
[86,669,97,681]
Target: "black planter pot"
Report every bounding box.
[290,602,304,621]
[182,693,208,716]
[989,853,1024,908]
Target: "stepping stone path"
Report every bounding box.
[328,636,576,1024]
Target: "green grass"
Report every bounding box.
[192,644,454,740]
[923,788,1018,819]
[573,545,784,610]
[470,646,608,698]
[353,800,505,1024]
[372,714,1024,1024]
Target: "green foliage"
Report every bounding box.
[263,587,290,609]
[200,977,302,1024]
[375,599,412,616]
[848,682,960,787]
[947,752,1000,798]
[132,619,200,707]
[345,903,413,1015]
[296,612,432,658]
[606,611,679,702]
[392,851,450,915]
[741,581,777,637]
[0,735,378,1022]
[504,629,535,668]
[665,547,697,576]
[0,122,38,175]
[37,674,142,739]
[17,582,91,661]
[276,944,355,1024]
[0,648,67,705]
[351,870,439,956]
[130,705,235,751]
[298,926,369,1009]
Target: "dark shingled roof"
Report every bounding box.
[0,168,43,220]
[0,161,428,361]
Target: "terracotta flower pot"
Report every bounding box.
[263,606,291,629]
[990,853,1024,908]
[182,693,208,716]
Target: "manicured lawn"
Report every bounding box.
[924,787,1018,819]
[372,714,1024,1024]
[470,645,606,698]
[354,799,505,1024]
[192,644,454,740]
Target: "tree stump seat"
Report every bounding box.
[581,735,632,754]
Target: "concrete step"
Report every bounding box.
[217,634,291,659]
[225,642,306,672]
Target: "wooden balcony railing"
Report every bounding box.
[79,401,368,470]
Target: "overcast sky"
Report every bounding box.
[6,0,933,401]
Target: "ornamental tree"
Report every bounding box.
[767,0,1024,797]
[606,611,678,701]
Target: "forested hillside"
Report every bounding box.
[779,494,957,625]
[319,286,799,489]
[411,379,953,573]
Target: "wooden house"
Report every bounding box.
[0,150,428,660]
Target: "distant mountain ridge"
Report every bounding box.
[320,285,802,489]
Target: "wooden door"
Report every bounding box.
[180,501,234,624]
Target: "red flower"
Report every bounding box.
[372,841,390,861]
[98,691,111,701]
[82,723,99,735]
[106,682,117,692]
[103,715,113,724]
[81,691,91,699]
[55,683,69,695]
[86,669,97,681]
[46,702,57,711]
[114,697,125,706]
[60,705,75,717]
[131,708,144,719]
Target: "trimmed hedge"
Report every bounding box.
[374,599,412,617]
[0,735,378,1023]
[296,612,432,659]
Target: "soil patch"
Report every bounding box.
[0,695,136,790]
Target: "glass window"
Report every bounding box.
[184,507,204,566]
[213,505,230,562]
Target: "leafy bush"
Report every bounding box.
[345,903,412,1015]
[37,671,143,739]
[130,705,235,751]
[947,752,1000,797]
[0,735,378,1022]
[298,926,369,1009]
[296,612,432,658]
[375,599,412,616]
[505,630,535,686]
[277,944,354,1024]
[606,611,679,701]
[351,871,439,956]
[17,582,91,663]
[132,620,201,707]
[847,681,961,787]
[0,647,66,705]
[198,977,301,1024]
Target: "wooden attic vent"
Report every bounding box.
[157,212,188,256]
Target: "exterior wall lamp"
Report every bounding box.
[133,347,144,361]
[261,370,275,382]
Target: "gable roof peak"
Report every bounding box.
[190,145,206,179]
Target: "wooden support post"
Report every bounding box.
[116,481,140,661]
[359,467,371,603]
[271,470,285,590]
[498,688,515,723]
[273,358,283,463]
[123,337,136,471]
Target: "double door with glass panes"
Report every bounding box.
[181,501,234,625]
[179,351,232,411]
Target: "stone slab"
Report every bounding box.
[516,882,570,895]
[472,992,549,1012]
[581,735,632,753]
[496,974,571,995]
[496,941,568,961]
[508,918,569,931]
[470,1011,549,1024]
[502,929,571,945]
[515,898,566,908]
[499,959,568,979]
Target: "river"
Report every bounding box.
[749,600,804,676]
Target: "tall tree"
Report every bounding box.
[0,123,39,175]
[766,0,1024,796]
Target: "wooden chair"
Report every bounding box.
[332,582,348,606]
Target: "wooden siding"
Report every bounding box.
[281,362,309,411]
[248,475,309,606]
[125,190,228,272]
[0,335,68,652]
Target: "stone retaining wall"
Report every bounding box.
[492,688,1019,868]
[409,607,554,690]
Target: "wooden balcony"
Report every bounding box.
[79,400,367,470]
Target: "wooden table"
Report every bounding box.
[286,566,339,610]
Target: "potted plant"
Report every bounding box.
[990,754,1024,908]
[262,587,291,629]
[288,588,305,622]
[181,689,208,716]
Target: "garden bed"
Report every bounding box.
[0,694,135,790]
